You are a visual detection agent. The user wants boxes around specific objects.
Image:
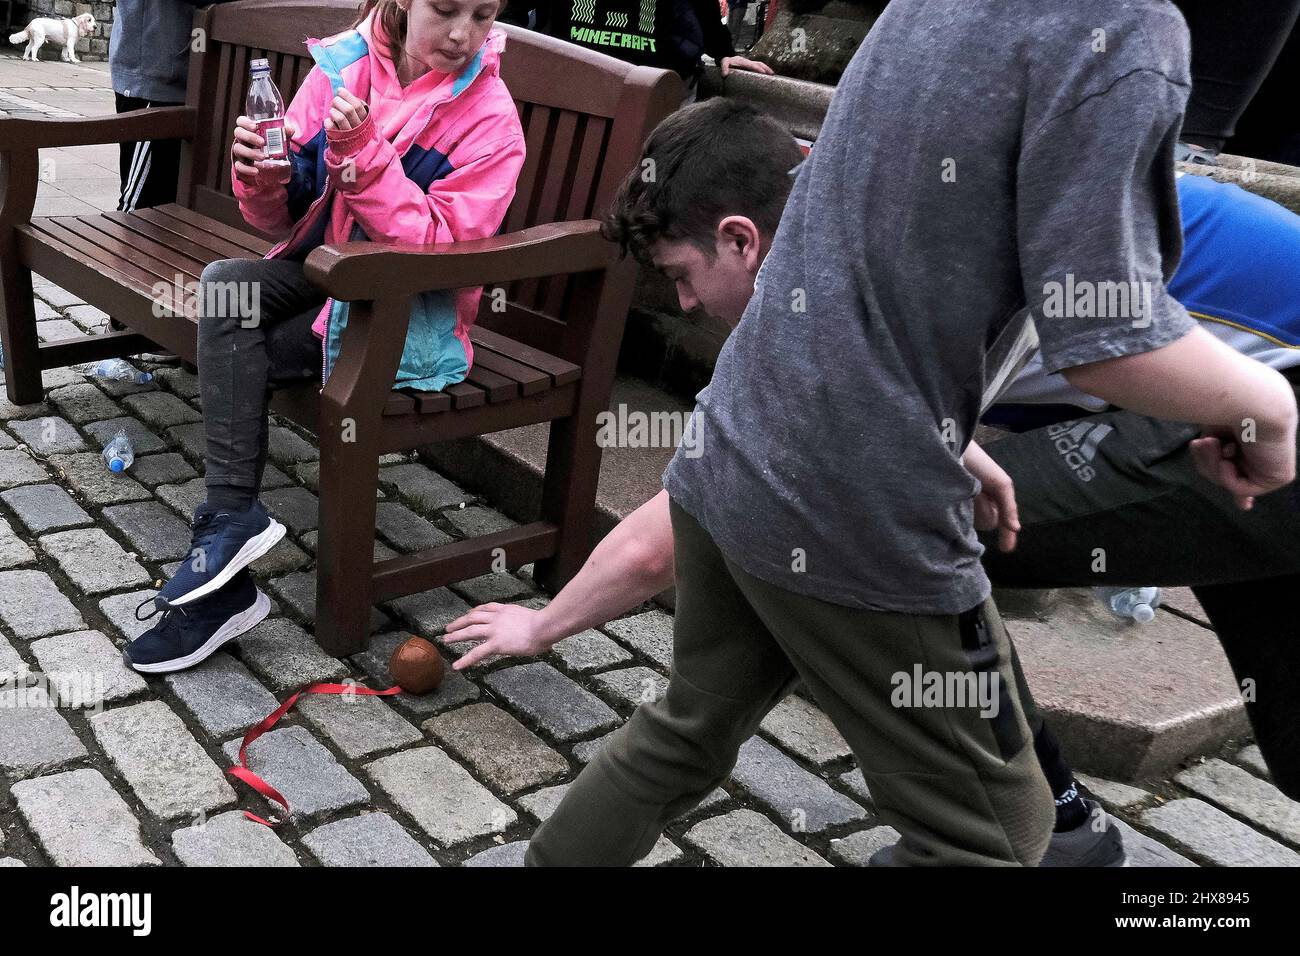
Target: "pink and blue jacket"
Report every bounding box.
[231,13,527,390]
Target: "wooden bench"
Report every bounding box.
[0,0,684,656]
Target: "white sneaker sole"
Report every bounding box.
[167,520,286,608]
[131,589,271,674]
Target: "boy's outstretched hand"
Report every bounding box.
[443,602,553,670]
[720,55,774,77]
[962,439,1020,553]
[232,115,298,187]
[325,88,369,132]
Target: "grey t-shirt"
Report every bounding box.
[663,0,1196,614]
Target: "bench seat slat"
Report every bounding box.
[465,364,519,402]
[125,209,259,262]
[152,204,274,256]
[27,219,177,300]
[77,216,208,281]
[469,326,580,386]
[445,382,486,409]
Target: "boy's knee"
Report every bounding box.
[200,258,249,286]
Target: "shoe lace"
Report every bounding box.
[135,595,189,626]
[185,511,227,566]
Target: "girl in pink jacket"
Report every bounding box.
[126,0,526,674]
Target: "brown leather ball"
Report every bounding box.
[389,637,445,695]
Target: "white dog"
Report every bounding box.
[9,13,95,63]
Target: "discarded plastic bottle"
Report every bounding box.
[101,429,135,473]
[1095,586,1161,624]
[248,58,290,167]
[0,339,5,369]
[93,358,152,384]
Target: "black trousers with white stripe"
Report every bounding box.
[115,93,184,213]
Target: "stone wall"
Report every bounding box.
[26,0,114,61]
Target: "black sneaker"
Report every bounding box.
[157,500,285,609]
[125,570,270,673]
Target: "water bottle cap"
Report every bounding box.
[251,58,270,72]
[1133,604,1155,623]
[108,458,125,473]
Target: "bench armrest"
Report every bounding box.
[301,220,617,300]
[0,107,197,151]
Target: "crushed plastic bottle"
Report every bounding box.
[94,358,153,384]
[1095,586,1162,624]
[101,428,135,473]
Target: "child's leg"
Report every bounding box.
[197,258,326,511]
[526,496,799,865]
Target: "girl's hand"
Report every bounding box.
[325,88,369,132]
[232,115,297,187]
[963,439,1021,553]
[443,603,555,670]
[720,55,775,77]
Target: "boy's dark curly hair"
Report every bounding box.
[602,99,806,267]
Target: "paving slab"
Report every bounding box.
[0,447,50,489]
[603,609,674,671]
[0,482,91,534]
[264,570,391,634]
[485,662,620,742]
[0,634,32,686]
[11,769,161,866]
[297,691,423,760]
[829,826,900,867]
[445,505,514,537]
[172,810,300,867]
[0,515,36,569]
[388,587,472,639]
[463,841,529,867]
[221,726,371,820]
[684,809,831,867]
[49,451,151,505]
[1234,744,1270,778]
[262,486,319,535]
[99,588,161,642]
[47,382,123,425]
[423,703,568,794]
[1175,758,1300,848]
[128,452,197,489]
[374,501,453,552]
[378,462,469,511]
[450,572,531,605]
[1076,773,1152,811]
[730,736,868,834]
[1140,798,1300,866]
[164,652,281,739]
[234,615,350,693]
[365,746,516,847]
[549,629,634,673]
[760,693,852,768]
[0,568,86,638]
[84,416,168,455]
[121,391,202,429]
[29,629,148,707]
[302,813,438,867]
[0,695,88,775]
[1011,589,1249,780]
[102,500,193,562]
[6,415,86,455]
[592,666,668,709]
[39,527,152,594]
[1113,820,1198,867]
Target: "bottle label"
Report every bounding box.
[257,118,288,160]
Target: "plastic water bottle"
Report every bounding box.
[248,58,290,167]
[101,429,135,473]
[1095,586,1162,624]
[93,358,152,384]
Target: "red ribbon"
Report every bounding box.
[228,681,402,826]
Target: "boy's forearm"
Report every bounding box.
[1062,326,1298,438]
[533,491,675,645]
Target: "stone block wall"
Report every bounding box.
[25,0,114,61]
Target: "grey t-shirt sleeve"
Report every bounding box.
[1016,68,1196,374]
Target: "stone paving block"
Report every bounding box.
[0,429,13,450]
[463,841,529,867]
[0,859,23,867]
[90,700,237,821]
[485,662,620,742]
[129,452,197,489]
[1176,758,1300,847]
[84,416,167,455]
[0,395,51,422]
[64,303,110,332]
[829,826,900,867]
[166,423,207,464]
[684,809,831,867]
[374,501,453,553]
[41,366,89,390]
[153,366,201,399]
[0,696,88,774]
[172,810,300,867]
[122,391,202,428]
[102,500,192,562]
[267,424,318,465]
[0,569,86,638]
[378,462,469,511]
[33,285,83,310]
[0,515,35,569]
[156,476,206,518]
[263,486,319,534]
[593,666,668,710]
[38,318,86,342]
[423,703,568,794]
[6,416,85,456]
[264,571,391,633]
[302,813,438,867]
[300,529,398,562]
[1140,798,1300,866]
[549,629,634,673]
[1076,773,1151,810]
[445,505,515,537]
[47,382,122,424]
[451,572,531,605]
[0,634,32,686]
[760,694,852,769]
[292,460,382,497]
[11,769,161,866]
[250,537,311,577]
[297,692,423,760]
[0,447,50,489]
[99,588,160,642]
[261,463,294,491]
[165,652,281,738]
[1,482,91,534]
[39,527,152,594]
[388,587,472,642]
[731,736,868,833]
[1112,820,1197,867]
[350,629,479,719]
[235,616,350,693]
[33,299,60,321]
[365,746,517,847]
[837,769,871,805]
[517,784,570,823]
[92,369,155,398]
[221,726,370,819]
[572,731,616,765]
[603,609,674,671]
[49,452,151,505]
[1235,744,1270,778]
[30,629,147,707]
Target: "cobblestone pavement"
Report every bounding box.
[4,52,1300,868]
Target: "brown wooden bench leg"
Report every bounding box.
[0,151,43,406]
[533,401,603,595]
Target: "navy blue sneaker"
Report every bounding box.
[125,570,271,673]
[158,500,285,608]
